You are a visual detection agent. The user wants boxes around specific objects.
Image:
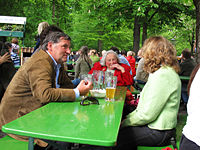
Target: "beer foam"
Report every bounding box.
[90,89,106,98]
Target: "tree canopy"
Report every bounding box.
[0,0,198,59]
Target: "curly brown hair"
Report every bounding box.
[142,36,180,73]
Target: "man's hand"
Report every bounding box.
[0,52,11,65]
[77,80,93,96]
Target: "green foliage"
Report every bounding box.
[0,24,24,31]
[0,0,197,55]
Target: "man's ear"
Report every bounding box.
[47,42,53,52]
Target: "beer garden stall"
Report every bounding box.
[0,16,31,65]
[0,16,26,46]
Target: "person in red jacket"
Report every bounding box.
[88,50,133,86]
[88,50,136,116]
[126,51,136,77]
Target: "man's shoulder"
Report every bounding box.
[24,50,53,69]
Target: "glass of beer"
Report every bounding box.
[80,74,92,97]
[105,76,117,101]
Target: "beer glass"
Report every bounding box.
[92,70,105,90]
[105,75,117,101]
[80,74,92,97]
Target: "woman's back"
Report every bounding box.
[74,46,92,79]
[75,58,92,78]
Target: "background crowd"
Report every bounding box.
[0,22,199,150]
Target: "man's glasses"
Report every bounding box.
[80,96,99,106]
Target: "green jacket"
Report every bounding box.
[90,55,100,64]
[75,58,92,79]
[122,66,181,130]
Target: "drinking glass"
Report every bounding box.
[80,74,92,97]
[92,70,105,90]
[105,75,117,101]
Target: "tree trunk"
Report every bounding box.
[98,40,102,51]
[142,10,149,45]
[142,22,147,45]
[194,0,200,63]
[190,27,195,54]
[133,16,141,55]
[98,31,103,51]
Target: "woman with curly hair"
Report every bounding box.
[115,36,181,150]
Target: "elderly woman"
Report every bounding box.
[88,50,133,86]
[115,36,181,150]
[88,50,134,117]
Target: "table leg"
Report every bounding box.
[28,137,34,150]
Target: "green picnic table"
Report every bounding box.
[2,86,127,150]
[67,69,75,73]
[179,76,190,81]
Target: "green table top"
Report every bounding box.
[131,89,140,95]
[67,69,75,73]
[2,86,127,147]
[66,61,76,65]
[179,76,190,81]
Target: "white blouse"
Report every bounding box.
[182,69,200,146]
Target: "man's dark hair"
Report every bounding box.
[110,46,120,54]
[182,48,191,59]
[40,25,65,45]
[121,50,127,56]
[41,32,71,50]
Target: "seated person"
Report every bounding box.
[0,42,16,102]
[33,25,63,54]
[88,50,135,114]
[179,49,196,104]
[0,32,93,149]
[135,49,149,84]
[73,46,92,87]
[5,42,20,67]
[179,64,200,150]
[11,38,20,54]
[33,22,49,53]
[115,36,181,150]
[126,51,136,77]
[88,50,133,86]
[110,46,132,75]
[89,49,100,65]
